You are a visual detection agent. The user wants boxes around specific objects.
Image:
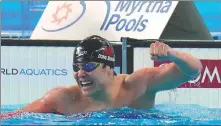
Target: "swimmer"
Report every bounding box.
[1,35,202,118]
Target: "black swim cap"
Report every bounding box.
[73,35,115,69]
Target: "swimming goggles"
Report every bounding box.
[73,62,101,72]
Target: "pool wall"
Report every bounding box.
[1,40,221,109]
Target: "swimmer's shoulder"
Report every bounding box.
[43,85,82,103]
[43,86,69,102]
[46,84,80,94]
[45,86,68,95]
[64,84,83,100]
[43,85,78,100]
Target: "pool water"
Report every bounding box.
[1,104,221,125]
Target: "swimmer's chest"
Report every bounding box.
[56,93,155,115]
[56,85,154,114]
[115,84,156,109]
[56,93,131,114]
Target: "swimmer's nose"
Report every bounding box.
[78,69,86,78]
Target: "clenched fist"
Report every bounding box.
[149,41,172,62]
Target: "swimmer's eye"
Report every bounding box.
[73,62,101,72]
[73,64,80,72]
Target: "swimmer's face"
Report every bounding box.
[73,62,113,96]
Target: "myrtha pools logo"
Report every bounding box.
[42,1,86,32]
[41,1,173,32]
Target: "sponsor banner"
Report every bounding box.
[154,60,221,88]
[1,68,68,76]
[31,1,178,41]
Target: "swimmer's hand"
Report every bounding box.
[0,111,23,120]
[149,41,172,62]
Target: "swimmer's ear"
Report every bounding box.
[105,66,113,76]
[101,63,106,69]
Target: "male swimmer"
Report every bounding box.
[1,35,202,118]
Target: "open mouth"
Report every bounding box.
[80,81,94,87]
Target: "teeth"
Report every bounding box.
[81,81,92,85]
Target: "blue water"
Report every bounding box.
[1,104,221,125]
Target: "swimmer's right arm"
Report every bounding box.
[0,98,54,120]
[0,98,55,119]
[20,87,65,113]
[19,97,56,113]
[0,87,62,119]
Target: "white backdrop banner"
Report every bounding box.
[31,1,178,41]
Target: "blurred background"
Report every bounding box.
[1,1,221,40]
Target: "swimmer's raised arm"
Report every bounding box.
[125,41,202,93]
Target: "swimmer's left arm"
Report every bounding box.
[125,41,202,93]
